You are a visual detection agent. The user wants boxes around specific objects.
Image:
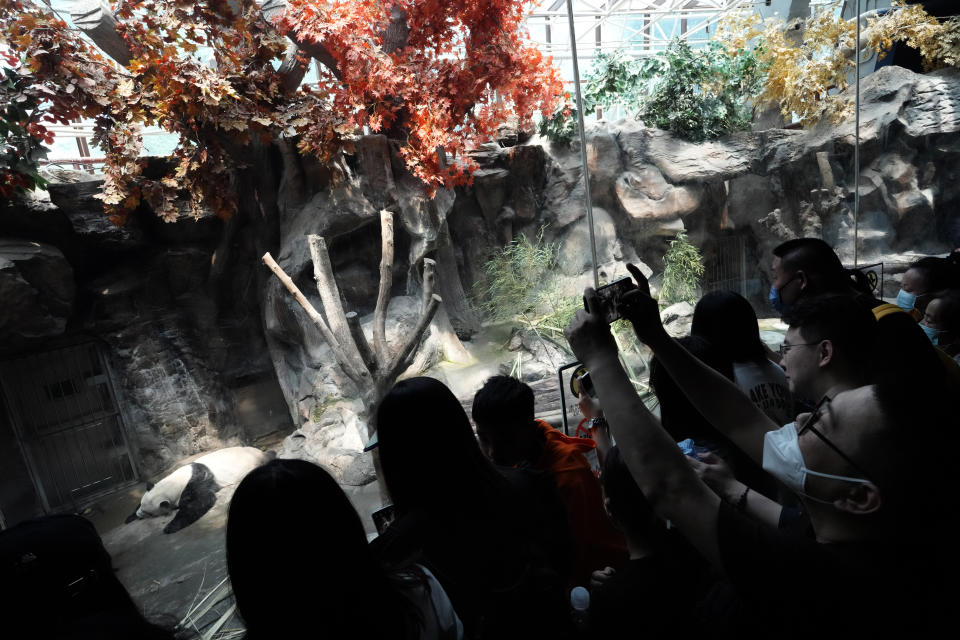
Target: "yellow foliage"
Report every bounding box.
[716,0,960,128]
[866,0,960,70]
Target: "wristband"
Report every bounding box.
[735,486,750,512]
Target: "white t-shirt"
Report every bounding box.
[732,360,794,426]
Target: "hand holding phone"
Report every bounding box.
[585,277,633,324]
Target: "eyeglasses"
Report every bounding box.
[797,395,875,483]
[778,341,820,356]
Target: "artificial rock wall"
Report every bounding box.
[2,65,958,497]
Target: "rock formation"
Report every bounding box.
[2,65,957,507]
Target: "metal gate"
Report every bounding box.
[0,342,137,513]
[704,233,748,297]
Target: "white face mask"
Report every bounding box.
[762,423,870,503]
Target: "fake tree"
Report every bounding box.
[1,0,560,215]
[0,0,562,432]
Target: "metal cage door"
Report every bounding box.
[0,342,138,513]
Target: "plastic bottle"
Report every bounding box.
[570,585,590,635]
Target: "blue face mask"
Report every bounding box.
[896,289,917,312]
[920,323,940,345]
[769,275,799,316]
[769,284,784,315]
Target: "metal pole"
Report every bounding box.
[853,0,861,267]
[565,0,600,289]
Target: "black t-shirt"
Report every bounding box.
[589,554,688,637]
[716,502,937,636]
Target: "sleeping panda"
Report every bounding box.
[125,446,273,534]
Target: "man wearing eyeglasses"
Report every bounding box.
[777,296,876,409]
[565,265,945,635]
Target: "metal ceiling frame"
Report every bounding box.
[530,0,756,58]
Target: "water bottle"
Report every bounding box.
[570,585,590,635]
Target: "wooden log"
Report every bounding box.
[420,258,436,314]
[261,0,342,79]
[70,0,132,66]
[373,210,394,367]
[385,293,441,382]
[307,235,354,350]
[278,41,308,92]
[346,311,378,374]
[262,252,368,385]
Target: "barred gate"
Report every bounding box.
[0,343,137,513]
[704,233,748,297]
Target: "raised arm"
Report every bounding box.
[565,289,722,567]
[687,452,783,529]
[619,264,779,464]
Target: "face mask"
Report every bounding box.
[896,289,917,312]
[769,284,785,315]
[762,423,870,502]
[769,275,800,316]
[919,323,940,346]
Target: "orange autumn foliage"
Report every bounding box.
[0,0,562,221]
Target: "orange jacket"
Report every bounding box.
[532,420,627,586]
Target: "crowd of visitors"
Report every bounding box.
[2,239,957,638]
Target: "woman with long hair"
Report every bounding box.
[227,458,461,639]
[372,377,571,639]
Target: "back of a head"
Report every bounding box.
[650,335,733,442]
[782,295,877,372]
[378,376,507,514]
[601,446,662,541]
[0,515,176,640]
[773,238,850,293]
[931,289,960,334]
[471,374,535,431]
[909,256,960,293]
[227,459,384,637]
[691,291,766,363]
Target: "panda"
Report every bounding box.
[125,446,274,534]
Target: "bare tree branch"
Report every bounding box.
[278,41,308,92]
[262,252,367,385]
[261,0,342,79]
[307,235,359,359]
[346,311,378,373]
[421,257,436,313]
[69,0,132,66]
[373,209,394,367]
[385,294,442,382]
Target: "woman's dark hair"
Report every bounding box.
[377,376,513,515]
[226,459,415,639]
[691,291,766,363]
[649,335,733,443]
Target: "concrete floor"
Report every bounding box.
[92,475,384,635]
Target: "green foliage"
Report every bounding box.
[538,101,579,146]
[548,38,767,143]
[635,39,768,142]
[476,229,580,348]
[582,50,646,114]
[660,231,705,307]
[1,64,49,198]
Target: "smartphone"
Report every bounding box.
[588,277,633,324]
[578,371,596,399]
[372,504,396,535]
